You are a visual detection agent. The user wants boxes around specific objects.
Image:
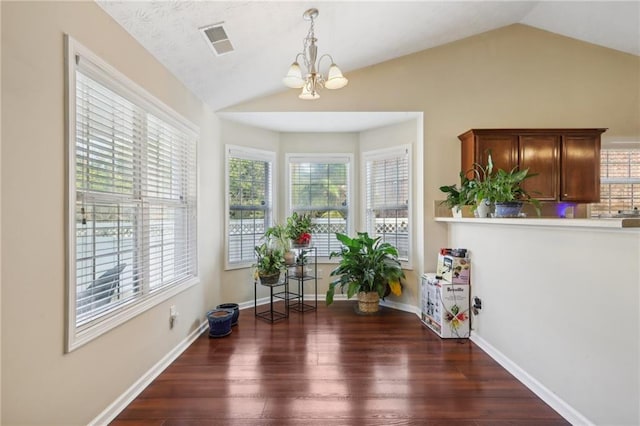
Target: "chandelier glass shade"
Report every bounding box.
[283,8,348,100]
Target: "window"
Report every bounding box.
[226,146,275,267]
[591,149,640,216]
[67,37,198,351]
[363,146,410,262]
[287,154,352,257]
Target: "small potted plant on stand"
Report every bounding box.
[264,223,295,265]
[326,232,405,314]
[286,212,313,248]
[254,242,285,284]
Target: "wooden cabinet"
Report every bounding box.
[458,129,606,203]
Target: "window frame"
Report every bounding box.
[362,145,412,268]
[591,147,640,216]
[285,153,354,260]
[224,145,277,270]
[65,36,199,352]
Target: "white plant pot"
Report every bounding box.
[451,206,462,218]
[475,199,491,218]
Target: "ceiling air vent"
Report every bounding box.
[200,23,234,56]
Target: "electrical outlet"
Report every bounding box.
[169,305,178,328]
[472,297,482,315]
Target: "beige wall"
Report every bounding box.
[226,23,640,272]
[358,119,424,307]
[1,2,221,424]
[448,222,640,425]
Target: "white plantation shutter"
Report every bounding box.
[226,146,274,266]
[364,146,410,262]
[592,149,640,216]
[68,37,197,350]
[288,155,351,257]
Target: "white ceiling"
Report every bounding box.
[97,0,640,128]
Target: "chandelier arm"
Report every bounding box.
[294,52,309,72]
[317,54,335,73]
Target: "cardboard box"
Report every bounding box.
[420,273,470,339]
[436,251,470,285]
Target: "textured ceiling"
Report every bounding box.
[97,1,640,114]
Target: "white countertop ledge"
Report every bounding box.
[435,217,640,229]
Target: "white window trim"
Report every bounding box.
[285,153,354,261]
[224,144,277,270]
[361,144,413,269]
[65,35,199,352]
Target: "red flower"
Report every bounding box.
[296,233,311,244]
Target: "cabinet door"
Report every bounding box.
[475,135,518,175]
[519,135,559,201]
[561,135,601,202]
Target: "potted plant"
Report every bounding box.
[285,212,313,247]
[468,153,540,217]
[326,232,405,313]
[254,242,285,284]
[264,223,294,265]
[489,167,541,217]
[439,172,476,217]
[293,250,309,277]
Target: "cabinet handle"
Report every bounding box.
[564,193,568,197]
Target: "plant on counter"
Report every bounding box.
[439,172,477,216]
[326,232,405,313]
[468,152,541,217]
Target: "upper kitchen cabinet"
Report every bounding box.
[458,128,606,203]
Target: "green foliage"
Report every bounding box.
[254,242,284,275]
[326,232,405,306]
[228,157,268,220]
[439,172,476,209]
[467,152,541,215]
[263,223,290,251]
[285,212,313,240]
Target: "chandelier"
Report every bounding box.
[282,8,348,100]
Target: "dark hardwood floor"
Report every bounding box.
[112,301,568,425]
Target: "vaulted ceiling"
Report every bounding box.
[97,1,640,112]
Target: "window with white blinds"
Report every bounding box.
[287,155,351,258]
[364,146,410,262]
[226,146,275,267]
[591,148,640,216]
[67,37,198,351]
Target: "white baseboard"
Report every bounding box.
[90,320,209,426]
[380,298,421,316]
[470,333,593,426]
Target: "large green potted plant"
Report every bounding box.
[326,232,405,313]
[254,242,285,284]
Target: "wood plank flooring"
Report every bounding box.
[112,301,568,425]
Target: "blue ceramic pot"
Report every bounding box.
[206,309,234,338]
[216,303,239,326]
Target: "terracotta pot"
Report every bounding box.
[284,251,296,266]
